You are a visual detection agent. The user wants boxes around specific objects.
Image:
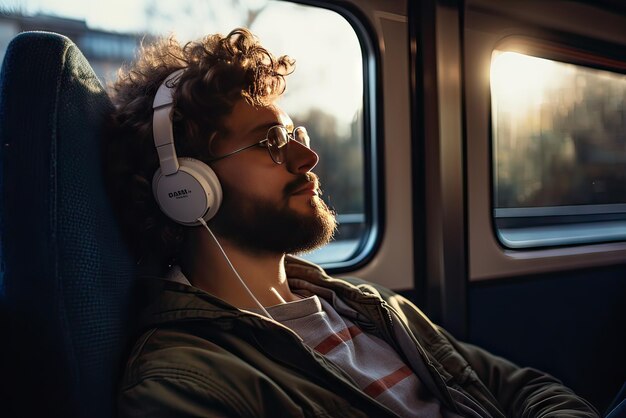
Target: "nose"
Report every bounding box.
[285,140,319,173]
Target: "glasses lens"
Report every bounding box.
[293,127,310,147]
[267,126,288,163]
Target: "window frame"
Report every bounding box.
[489,38,626,250]
[465,0,626,282]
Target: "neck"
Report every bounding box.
[182,227,300,309]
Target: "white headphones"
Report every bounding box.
[152,69,223,226]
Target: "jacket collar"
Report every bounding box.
[132,255,381,331]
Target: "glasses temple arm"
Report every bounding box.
[206,139,269,163]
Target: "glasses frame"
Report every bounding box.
[207,125,309,165]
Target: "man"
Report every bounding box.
[108,28,599,417]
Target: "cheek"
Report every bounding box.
[213,163,285,201]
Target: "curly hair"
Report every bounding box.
[105,28,295,270]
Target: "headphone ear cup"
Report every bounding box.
[152,158,222,225]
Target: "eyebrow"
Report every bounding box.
[249,122,294,136]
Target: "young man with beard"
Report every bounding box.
[109,29,599,417]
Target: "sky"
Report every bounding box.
[1,0,363,131]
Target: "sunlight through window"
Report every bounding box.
[490,49,626,248]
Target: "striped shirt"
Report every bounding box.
[265,286,462,418]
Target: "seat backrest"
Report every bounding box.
[0,31,135,418]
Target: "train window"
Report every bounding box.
[491,50,626,249]
[0,0,372,267]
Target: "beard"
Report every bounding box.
[208,173,337,255]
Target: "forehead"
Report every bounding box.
[223,99,293,141]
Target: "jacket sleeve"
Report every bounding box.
[118,369,250,418]
[369,283,600,418]
[118,339,310,418]
[438,327,600,418]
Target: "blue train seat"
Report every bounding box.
[0,32,135,418]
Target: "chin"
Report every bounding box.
[209,191,337,255]
[289,195,319,211]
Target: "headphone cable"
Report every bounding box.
[196,217,273,320]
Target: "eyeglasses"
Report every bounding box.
[207,125,310,164]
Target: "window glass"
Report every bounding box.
[491,50,626,248]
[0,0,369,265]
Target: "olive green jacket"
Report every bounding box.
[118,257,599,417]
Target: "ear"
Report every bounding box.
[207,131,220,157]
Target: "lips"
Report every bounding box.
[285,173,320,197]
[292,181,318,195]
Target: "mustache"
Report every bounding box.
[284,172,320,196]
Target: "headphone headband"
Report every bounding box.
[153,69,185,109]
[153,69,185,176]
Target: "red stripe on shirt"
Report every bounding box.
[362,365,414,398]
[314,326,363,355]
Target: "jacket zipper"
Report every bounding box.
[375,301,460,413]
